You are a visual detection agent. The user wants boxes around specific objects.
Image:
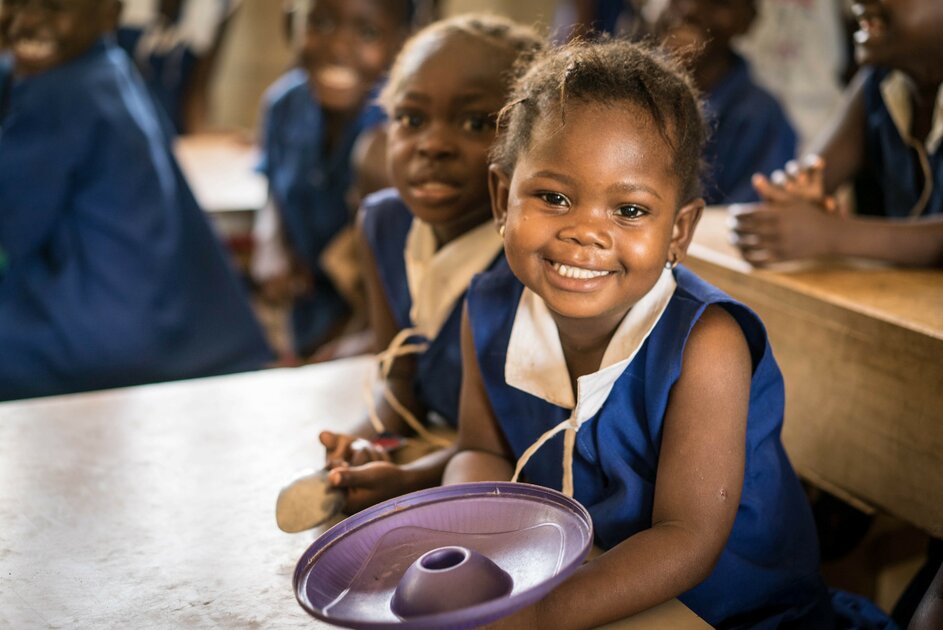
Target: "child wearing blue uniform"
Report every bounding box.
[730,0,943,267]
[251,0,410,358]
[655,0,796,204]
[313,15,543,514]
[0,0,272,402]
[116,0,239,134]
[443,39,834,628]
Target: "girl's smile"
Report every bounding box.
[493,100,702,335]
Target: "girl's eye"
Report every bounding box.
[394,112,424,128]
[356,22,380,42]
[309,15,335,35]
[615,204,647,219]
[538,192,569,207]
[461,114,495,133]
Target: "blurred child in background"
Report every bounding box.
[654,0,796,204]
[0,0,273,402]
[117,0,241,134]
[729,0,943,267]
[250,0,411,360]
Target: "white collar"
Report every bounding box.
[404,219,503,339]
[880,70,943,154]
[505,268,677,426]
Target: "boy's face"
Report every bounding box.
[656,0,755,66]
[301,0,405,113]
[491,101,701,335]
[386,33,510,243]
[2,0,115,78]
[851,0,943,74]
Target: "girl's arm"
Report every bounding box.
[443,304,515,484]
[492,305,752,629]
[808,68,868,195]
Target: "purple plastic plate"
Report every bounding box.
[293,482,593,629]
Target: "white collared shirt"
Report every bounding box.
[404,219,504,340]
[880,70,943,154]
[506,268,678,431]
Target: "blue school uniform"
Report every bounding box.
[258,69,386,356]
[861,67,943,218]
[116,0,237,133]
[359,189,503,426]
[466,260,832,629]
[704,53,797,205]
[0,39,273,402]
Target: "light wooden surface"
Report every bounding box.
[687,208,943,537]
[174,132,266,236]
[0,358,709,629]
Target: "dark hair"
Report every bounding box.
[491,38,708,205]
[379,13,544,113]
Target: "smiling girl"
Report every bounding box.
[444,39,834,628]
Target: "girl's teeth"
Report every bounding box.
[553,262,610,280]
[15,39,55,60]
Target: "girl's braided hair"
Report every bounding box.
[491,38,709,205]
[379,13,544,114]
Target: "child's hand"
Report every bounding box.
[327,460,409,513]
[319,430,390,468]
[753,154,837,213]
[728,199,842,266]
[258,269,312,304]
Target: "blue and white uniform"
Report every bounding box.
[257,69,386,355]
[360,188,503,426]
[467,260,832,628]
[860,67,943,218]
[0,39,273,402]
[704,53,797,205]
[116,0,239,133]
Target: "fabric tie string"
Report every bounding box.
[511,413,580,497]
[362,326,452,448]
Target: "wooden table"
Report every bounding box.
[687,208,943,537]
[174,133,267,240]
[0,358,708,628]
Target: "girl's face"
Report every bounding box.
[301,0,404,113]
[656,0,755,71]
[386,32,510,244]
[851,0,943,78]
[492,101,702,335]
[3,0,115,78]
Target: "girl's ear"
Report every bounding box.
[489,164,511,234]
[669,198,705,264]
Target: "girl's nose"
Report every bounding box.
[557,209,611,249]
[325,25,354,63]
[417,121,456,160]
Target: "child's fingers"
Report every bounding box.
[320,430,358,467]
[327,461,393,489]
[752,173,792,203]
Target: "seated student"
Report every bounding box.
[0,0,273,402]
[116,0,240,134]
[553,0,638,41]
[443,39,835,628]
[250,0,411,360]
[654,0,797,204]
[729,0,943,267]
[305,15,544,515]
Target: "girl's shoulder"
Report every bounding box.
[261,68,310,111]
[666,267,772,371]
[359,188,412,246]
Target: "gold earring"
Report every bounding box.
[499,225,506,238]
